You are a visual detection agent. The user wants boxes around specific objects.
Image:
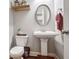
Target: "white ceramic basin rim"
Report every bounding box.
[33,31,59,39]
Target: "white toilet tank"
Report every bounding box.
[16,35,28,46]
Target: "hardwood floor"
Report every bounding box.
[10,56,56,59]
[37,56,55,59]
[23,55,56,59]
[24,56,37,59]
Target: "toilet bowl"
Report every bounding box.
[10,35,28,59]
[10,46,24,59]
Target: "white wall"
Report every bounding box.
[54,0,64,59]
[54,0,69,59]
[13,0,56,53]
[54,0,64,31]
[9,9,14,49]
[64,0,69,59]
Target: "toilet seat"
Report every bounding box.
[10,46,24,57]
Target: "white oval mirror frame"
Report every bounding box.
[35,4,51,26]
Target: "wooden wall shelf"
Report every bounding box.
[12,5,30,11]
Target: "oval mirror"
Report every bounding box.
[35,4,51,26]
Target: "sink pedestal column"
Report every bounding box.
[40,39,48,56]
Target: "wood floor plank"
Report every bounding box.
[24,56,55,59]
[10,56,56,59]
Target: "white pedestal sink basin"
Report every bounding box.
[33,31,59,56]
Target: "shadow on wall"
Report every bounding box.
[10,35,16,49]
[54,37,64,59]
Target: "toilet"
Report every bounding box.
[10,35,28,59]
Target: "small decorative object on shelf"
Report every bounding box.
[21,0,27,5]
[14,0,19,6]
[11,0,30,11]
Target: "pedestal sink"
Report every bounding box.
[33,31,59,56]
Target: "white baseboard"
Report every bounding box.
[30,51,40,56]
[30,51,59,59]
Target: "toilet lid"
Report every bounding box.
[10,46,24,55]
